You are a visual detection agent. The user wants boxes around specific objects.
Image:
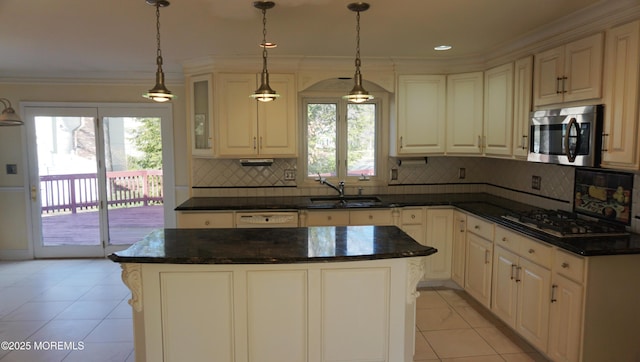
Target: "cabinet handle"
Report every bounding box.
[411,214,416,219]
[459,220,465,232]
[474,225,479,229]
[368,215,373,220]
[477,135,481,149]
[259,136,263,149]
[561,262,569,269]
[528,248,535,254]
[204,220,210,226]
[502,237,507,242]
[601,133,609,152]
[556,77,563,94]
[562,76,568,94]
[399,136,403,149]
[551,284,558,303]
[484,250,490,264]
[521,135,528,150]
[515,266,522,282]
[253,137,257,150]
[510,264,517,280]
[327,216,332,221]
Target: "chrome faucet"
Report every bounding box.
[317,174,345,197]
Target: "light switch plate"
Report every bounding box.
[6,164,17,175]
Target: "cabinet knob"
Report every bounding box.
[502,237,507,242]
[327,216,332,220]
[204,220,210,226]
[561,262,569,268]
[411,214,416,219]
[528,248,535,254]
[474,225,480,229]
[369,215,373,220]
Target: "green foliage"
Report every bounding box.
[127,118,162,170]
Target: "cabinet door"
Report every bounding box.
[601,21,640,169]
[465,232,492,308]
[189,74,214,157]
[395,75,447,155]
[491,246,518,328]
[349,210,393,226]
[424,209,453,280]
[305,210,350,226]
[451,211,466,287]
[258,74,297,157]
[216,73,259,157]
[533,45,564,106]
[516,258,551,352]
[512,56,533,158]
[483,63,514,156]
[563,33,603,103]
[446,72,484,154]
[548,274,584,362]
[177,212,235,228]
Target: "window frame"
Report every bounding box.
[299,91,388,188]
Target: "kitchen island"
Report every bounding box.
[109,226,437,362]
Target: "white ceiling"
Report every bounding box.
[0,0,630,82]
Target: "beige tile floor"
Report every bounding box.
[414,287,550,362]
[0,259,549,362]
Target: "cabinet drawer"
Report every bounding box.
[401,208,424,225]
[306,211,350,226]
[177,212,234,228]
[553,249,585,283]
[350,210,394,226]
[467,214,494,240]
[520,237,552,268]
[494,226,521,253]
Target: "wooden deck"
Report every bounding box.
[41,205,164,246]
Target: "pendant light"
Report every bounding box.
[142,0,175,102]
[0,98,22,126]
[343,2,374,103]
[251,1,280,102]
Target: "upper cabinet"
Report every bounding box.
[394,75,447,155]
[215,73,297,158]
[533,33,604,106]
[601,20,640,170]
[512,56,533,158]
[446,72,484,155]
[189,74,214,157]
[483,63,514,157]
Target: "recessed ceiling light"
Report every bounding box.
[434,45,452,51]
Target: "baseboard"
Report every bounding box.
[0,249,33,260]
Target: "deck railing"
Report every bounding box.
[40,170,163,214]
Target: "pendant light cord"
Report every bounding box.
[261,7,269,73]
[155,3,163,67]
[354,10,361,74]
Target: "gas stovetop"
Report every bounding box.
[501,209,629,238]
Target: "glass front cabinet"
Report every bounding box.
[189,73,214,157]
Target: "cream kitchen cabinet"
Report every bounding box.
[302,210,350,226]
[188,73,214,157]
[492,226,551,352]
[215,73,297,158]
[483,63,514,157]
[349,209,394,226]
[533,33,604,106]
[446,72,484,155]
[512,56,533,158]
[464,214,493,308]
[399,207,425,244]
[393,75,447,155]
[451,211,466,287]
[424,208,453,280]
[601,20,640,170]
[177,211,235,228]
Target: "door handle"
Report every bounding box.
[564,117,579,162]
[551,284,558,303]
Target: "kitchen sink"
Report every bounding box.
[308,196,384,208]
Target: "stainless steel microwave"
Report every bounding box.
[528,105,603,167]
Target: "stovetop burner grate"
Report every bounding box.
[502,209,628,238]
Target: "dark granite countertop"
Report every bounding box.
[175,193,640,256]
[108,226,437,264]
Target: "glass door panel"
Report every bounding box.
[102,116,164,246]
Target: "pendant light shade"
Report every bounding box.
[251,1,280,102]
[344,2,374,103]
[142,0,175,102]
[0,98,22,126]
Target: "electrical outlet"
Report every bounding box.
[6,164,17,175]
[284,169,296,181]
[390,168,398,181]
[532,175,541,190]
[458,168,466,179]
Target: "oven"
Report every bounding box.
[528,105,603,167]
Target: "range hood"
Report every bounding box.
[240,159,274,166]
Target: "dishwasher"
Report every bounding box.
[235,211,299,228]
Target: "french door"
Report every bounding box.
[24,103,175,258]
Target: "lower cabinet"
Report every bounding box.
[548,271,584,362]
[132,259,419,362]
[424,208,453,280]
[451,211,466,287]
[303,210,350,226]
[464,232,493,308]
[177,211,235,228]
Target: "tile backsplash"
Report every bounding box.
[190,156,640,232]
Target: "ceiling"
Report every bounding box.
[0,0,625,82]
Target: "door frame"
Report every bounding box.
[22,102,175,258]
